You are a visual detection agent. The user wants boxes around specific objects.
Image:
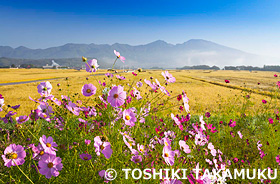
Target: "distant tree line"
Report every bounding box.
[178,65,220,70]
[178,65,280,72]
[224,65,280,72]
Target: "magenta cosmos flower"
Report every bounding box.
[2,144,26,167]
[38,154,63,179]
[107,85,127,107]
[114,50,125,63]
[225,79,230,83]
[39,135,58,155]
[123,108,137,127]
[85,59,99,73]
[81,84,97,97]
[94,136,113,159]
[162,146,175,166]
[37,81,52,96]
[131,155,142,163]
[16,115,29,124]
[80,153,92,161]
[162,71,176,83]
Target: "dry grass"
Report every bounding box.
[0,69,279,116]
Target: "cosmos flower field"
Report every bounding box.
[1,51,280,183]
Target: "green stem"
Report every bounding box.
[111,58,118,70]
[13,160,34,184]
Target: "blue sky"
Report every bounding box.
[1,0,280,57]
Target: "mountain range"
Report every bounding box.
[0,39,278,68]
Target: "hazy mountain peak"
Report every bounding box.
[0,39,278,68]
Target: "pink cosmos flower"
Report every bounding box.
[116,75,126,80]
[11,105,20,110]
[114,50,125,63]
[237,131,243,139]
[161,179,182,184]
[131,155,142,163]
[199,116,206,131]
[105,72,114,78]
[195,134,207,146]
[80,153,92,161]
[179,140,191,154]
[38,154,63,179]
[107,85,127,107]
[85,59,99,73]
[2,111,16,123]
[276,155,280,165]
[277,81,280,89]
[225,79,230,83]
[39,135,58,155]
[37,81,52,96]
[16,115,29,124]
[99,170,112,183]
[162,146,175,166]
[137,144,148,155]
[268,118,274,124]
[274,74,278,77]
[133,88,142,100]
[171,113,183,131]
[123,108,137,127]
[182,90,190,112]
[37,103,54,115]
[155,79,170,96]
[121,132,136,150]
[66,101,80,116]
[162,71,176,83]
[0,96,4,112]
[85,139,91,145]
[207,142,217,156]
[136,81,143,88]
[2,144,26,167]
[228,119,236,127]
[94,136,113,159]
[32,143,46,161]
[262,99,267,104]
[81,83,97,97]
[144,79,157,91]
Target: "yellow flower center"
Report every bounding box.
[125,115,131,120]
[84,156,88,160]
[46,143,51,147]
[43,87,47,91]
[140,148,144,152]
[47,162,54,168]
[20,119,25,122]
[164,153,169,157]
[86,89,92,93]
[113,94,119,98]
[39,151,44,155]
[11,153,18,159]
[135,158,140,162]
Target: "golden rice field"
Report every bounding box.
[0,68,279,116]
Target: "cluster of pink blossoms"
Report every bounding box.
[2,135,63,179]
